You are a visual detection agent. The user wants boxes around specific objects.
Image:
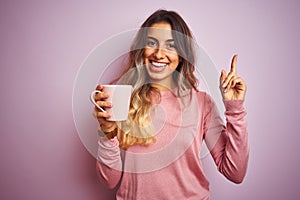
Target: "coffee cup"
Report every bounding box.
[90,85,132,121]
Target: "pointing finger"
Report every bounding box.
[231,54,238,74]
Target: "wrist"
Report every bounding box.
[224,100,244,111]
[98,124,118,139]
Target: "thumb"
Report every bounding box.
[220,70,226,85]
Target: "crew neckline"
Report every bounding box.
[159,87,192,97]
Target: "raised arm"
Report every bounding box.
[204,55,249,183]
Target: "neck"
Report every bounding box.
[150,81,176,91]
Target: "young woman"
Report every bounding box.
[93,9,249,199]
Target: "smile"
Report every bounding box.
[149,61,168,72]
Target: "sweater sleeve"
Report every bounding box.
[96,136,123,189]
[203,94,249,184]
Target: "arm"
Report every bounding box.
[93,84,123,188]
[204,97,249,184]
[96,136,123,189]
[204,55,249,183]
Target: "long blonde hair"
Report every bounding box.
[111,10,198,149]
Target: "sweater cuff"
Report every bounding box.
[224,100,244,112]
[97,136,121,168]
[98,136,119,147]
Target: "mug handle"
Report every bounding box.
[90,90,106,112]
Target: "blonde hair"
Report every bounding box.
[111,10,198,149]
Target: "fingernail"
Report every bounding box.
[222,83,226,88]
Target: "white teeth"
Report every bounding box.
[151,61,167,67]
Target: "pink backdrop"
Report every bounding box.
[1,0,299,199]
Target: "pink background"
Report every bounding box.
[1,0,299,199]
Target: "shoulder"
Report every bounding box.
[191,89,216,116]
[193,90,212,104]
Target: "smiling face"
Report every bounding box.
[144,22,180,90]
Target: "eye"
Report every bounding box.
[166,43,177,50]
[146,40,158,48]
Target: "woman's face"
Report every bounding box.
[144,22,180,90]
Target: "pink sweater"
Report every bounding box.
[96,90,249,200]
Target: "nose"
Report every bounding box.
[154,47,165,60]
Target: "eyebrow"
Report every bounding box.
[147,36,175,43]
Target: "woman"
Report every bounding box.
[93,9,249,199]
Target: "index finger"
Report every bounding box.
[95,84,104,91]
[230,54,238,73]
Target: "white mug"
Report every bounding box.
[90,85,132,121]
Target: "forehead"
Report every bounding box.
[147,22,173,41]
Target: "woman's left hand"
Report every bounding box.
[220,54,247,101]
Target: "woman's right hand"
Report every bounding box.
[93,85,117,139]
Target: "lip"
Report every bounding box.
[148,60,169,72]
